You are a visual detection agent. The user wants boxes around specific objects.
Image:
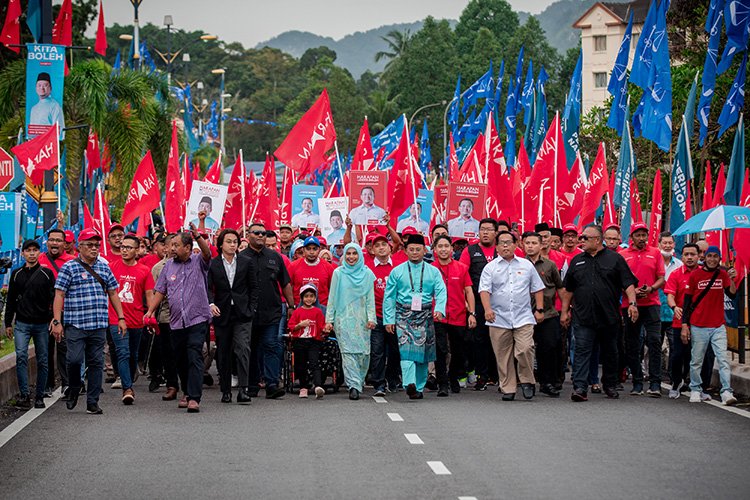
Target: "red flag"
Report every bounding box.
[712,162,726,206]
[204,151,223,183]
[448,133,460,181]
[352,118,374,171]
[482,119,515,221]
[85,129,101,180]
[559,153,588,226]
[706,163,728,255]
[630,178,643,223]
[222,154,246,230]
[94,0,107,56]
[94,184,111,255]
[279,167,296,225]
[386,122,418,221]
[579,143,609,227]
[732,171,750,280]
[702,161,713,211]
[245,169,260,224]
[253,154,280,230]
[11,123,60,185]
[526,113,568,226]
[165,122,185,232]
[183,157,193,205]
[513,141,532,232]
[121,151,160,226]
[101,141,112,174]
[0,0,21,53]
[83,202,94,229]
[603,169,617,229]
[458,133,485,183]
[136,214,151,237]
[648,169,663,246]
[52,0,73,47]
[274,89,336,176]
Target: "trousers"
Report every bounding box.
[489,324,535,394]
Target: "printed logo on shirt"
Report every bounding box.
[375,277,386,290]
[169,274,177,281]
[80,272,89,280]
[118,279,135,304]
[697,279,724,290]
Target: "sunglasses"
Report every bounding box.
[578,235,596,241]
[250,230,266,236]
[80,242,101,248]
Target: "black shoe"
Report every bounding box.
[66,392,79,410]
[148,376,164,393]
[415,392,424,399]
[105,376,116,384]
[265,386,285,399]
[437,385,450,397]
[247,387,260,398]
[604,387,620,399]
[616,383,625,391]
[14,395,32,411]
[61,385,70,400]
[203,374,214,386]
[406,383,417,398]
[539,384,560,398]
[553,383,563,391]
[34,397,46,409]
[425,375,438,391]
[501,392,515,401]
[86,404,103,415]
[221,392,232,403]
[521,383,535,400]
[450,381,461,393]
[474,379,487,391]
[349,388,360,400]
[591,384,602,394]
[237,388,252,404]
[571,389,588,402]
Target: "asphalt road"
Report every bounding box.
[1,379,749,500]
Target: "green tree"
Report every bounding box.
[459,27,502,85]
[366,89,400,134]
[374,29,412,81]
[300,46,337,70]
[454,0,519,57]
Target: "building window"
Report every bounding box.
[631,33,639,46]
[594,72,608,88]
[594,35,607,52]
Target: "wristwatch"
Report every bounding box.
[118,317,126,321]
[468,311,476,317]
[52,319,60,326]
[535,308,544,313]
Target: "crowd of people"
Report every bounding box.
[3,210,740,414]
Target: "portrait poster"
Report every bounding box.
[396,188,433,236]
[432,183,449,227]
[318,196,349,245]
[0,193,22,252]
[291,184,324,230]
[185,180,228,234]
[25,44,65,139]
[446,182,487,239]
[348,170,387,225]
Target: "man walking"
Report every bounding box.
[150,234,180,400]
[561,225,639,402]
[479,231,545,401]
[288,236,334,310]
[51,228,127,414]
[5,240,56,409]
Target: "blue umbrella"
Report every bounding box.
[672,205,750,236]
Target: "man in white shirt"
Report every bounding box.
[479,230,545,401]
[447,198,480,237]
[349,186,386,224]
[396,203,429,235]
[291,197,320,228]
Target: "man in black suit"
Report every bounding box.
[208,229,259,404]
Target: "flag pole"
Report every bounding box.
[404,117,419,210]
[239,149,247,237]
[97,183,108,255]
[334,140,347,197]
[56,123,61,213]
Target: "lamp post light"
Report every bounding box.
[129,1,143,63]
[164,15,173,83]
[211,68,226,152]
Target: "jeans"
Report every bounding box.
[14,322,49,398]
[65,326,106,405]
[624,305,662,385]
[571,322,618,393]
[689,325,732,394]
[670,327,690,389]
[109,325,143,390]
[171,322,206,402]
[250,323,282,390]
[533,317,561,386]
[292,338,323,388]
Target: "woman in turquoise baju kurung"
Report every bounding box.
[383,240,447,397]
[325,243,376,399]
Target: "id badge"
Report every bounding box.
[411,294,422,311]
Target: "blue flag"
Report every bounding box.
[530,67,549,163]
[698,4,724,146]
[684,72,699,139]
[639,0,672,152]
[630,0,659,89]
[563,50,582,168]
[489,60,504,113]
[521,59,534,126]
[717,0,750,74]
[670,117,693,250]
[112,50,122,77]
[448,75,461,138]
[614,101,636,209]
[461,62,493,115]
[607,78,630,135]
[26,0,42,43]
[371,114,405,169]
[419,119,432,177]
[724,114,745,205]
[609,11,634,95]
[503,48,525,165]
[140,41,157,74]
[706,0,725,31]
[717,51,747,138]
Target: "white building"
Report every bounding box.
[573,0,650,115]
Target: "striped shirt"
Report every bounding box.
[55,259,118,330]
[154,253,211,330]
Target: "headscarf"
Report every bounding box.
[289,239,305,260]
[328,242,375,313]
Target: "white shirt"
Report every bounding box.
[447,216,479,238]
[349,204,386,225]
[478,255,545,329]
[291,211,320,228]
[396,217,429,235]
[222,254,237,305]
[664,255,682,280]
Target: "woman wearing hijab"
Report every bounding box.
[325,243,376,400]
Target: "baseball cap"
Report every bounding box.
[22,239,40,251]
[78,228,102,241]
[706,245,722,257]
[317,236,328,247]
[300,283,319,297]
[630,222,648,234]
[604,223,621,231]
[366,232,388,245]
[303,236,320,247]
[64,230,75,243]
[108,223,124,234]
[562,223,578,235]
[280,224,293,231]
[401,226,418,236]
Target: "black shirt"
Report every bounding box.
[240,246,290,325]
[563,247,637,327]
[5,264,56,327]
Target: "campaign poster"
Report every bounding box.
[25,44,66,139]
[291,184,324,230]
[318,196,349,245]
[349,170,387,225]
[185,180,228,234]
[0,193,22,252]
[446,182,487,239]
[396,188,433,236]
[432,183,449,226]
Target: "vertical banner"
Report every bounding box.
[185,180,228,234]
[349,170,387,225]
[0,193,22,251]
[291,184,324,230]
[318,196,349,245]
[25,43,66,139]
[433,183,449,227]
[396,188,433,236]
[446,182,487,239]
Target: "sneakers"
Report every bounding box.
[121,388,135,405]
[458,377,467,389]
[668,389,680,399]
[187,400,200,413]
[299,388,308,398]
[178,395,189,408]
[467,371,477,385]
[571,389,588,402]
[721,391,738,406]
[701,392,713,402]
[689,391,702,403]
[111,377,122,389]
[86,404,103,414]
[148,376,164,392]
[630,383,643,396]
[34,397,46,409]
[646,384,661,398]
[373,388,386,397]
[14,395,32,411]
[315,386,325,399]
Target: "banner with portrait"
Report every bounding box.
[349,170,387,225]
[291,184,324,231]
[0,193,22,252]
[318,196,349,245]
[25,44,65,139]
[446,182,487,239]
[396,188,433,236]
[185,180,228,234]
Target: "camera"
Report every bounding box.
[0,256,11,275]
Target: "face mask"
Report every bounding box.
[660,250,673,258]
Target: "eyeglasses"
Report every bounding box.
[250,230,266,236]
[578,235,596,241]
[479,227,495,233]
[80,242,101,248]
[497,240,515,246]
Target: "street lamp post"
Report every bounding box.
[408,100,446,177]
[129,1,143,65]
[164,15,173,83]
[211,68,226,152]
[442,97,459,173]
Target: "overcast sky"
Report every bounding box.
[92,0,558,48]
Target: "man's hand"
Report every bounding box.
[484,310,496,324]
[5,327,13,340]
[56,209,65,227]
[366,321,376,330]
[382,212,390,224]
[50,321,64,342]
[188,222,199,238]
[345,216,353,228]
[728,267,738,280]
[681,324,691,345]
[433,311,444,322]
[210,304,221,317]
[534,311,545,323]
[324,322,333,333]
[627,304,639,322]
[673,306,683,320]
[468,315,477,329]
[198,210,207,222]
[560,310,571,328]
[385,324,395,334]
[118,319,127,337]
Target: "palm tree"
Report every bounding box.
[366,90,400,134]
[374,29,412,72]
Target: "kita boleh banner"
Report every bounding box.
[25,44,65,139]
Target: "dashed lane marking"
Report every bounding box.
[387,412,404,421]
[427,461,451,475]
[372,396,388,403]
[404,433,424,444]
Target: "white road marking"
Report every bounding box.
[660,383,750,420]
[427,461,451,475]
[387,412,404,422]
[404,433,424,444]
[458,497,478,500]
[372,396,388,403]
[0,388,62,450]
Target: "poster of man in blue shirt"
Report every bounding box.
[25,44,66,138]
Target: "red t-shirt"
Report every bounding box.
[102,251,123,267]
[685,266,731,328]
[139,253,161,269]
[38,251,75,279]
[620,245,665,307]
[391,250,408,266]
[432,259,472,326]
[288,306,326,341]
[459,244,495,266]
[664,265,694,328]
[107,260,155,328]
[288,259,334,306]
[367,257,396,318]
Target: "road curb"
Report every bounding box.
[0,346,37,403]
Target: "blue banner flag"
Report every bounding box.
[419,119,432,177]
[724,114,745,205]
[448,75,461,138]
[630,0,659,89]
[614,100,636,209]
[503,48,524,166]
[530,67,549,163]
[639,0,672,152]
[521,59,534,126]
[609,11,634,95]
[698,4,724,146]
[717,51,747,138]
[489,60,504,112]
[461,62,493,115]
[371,114,405,169]
[26,0,42,43]
[563,50,582,168]
[669,117,693,250]
[706,0,725,31]
[684,72,699,139]
[112,50,122,76]
[717,0,750,74]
